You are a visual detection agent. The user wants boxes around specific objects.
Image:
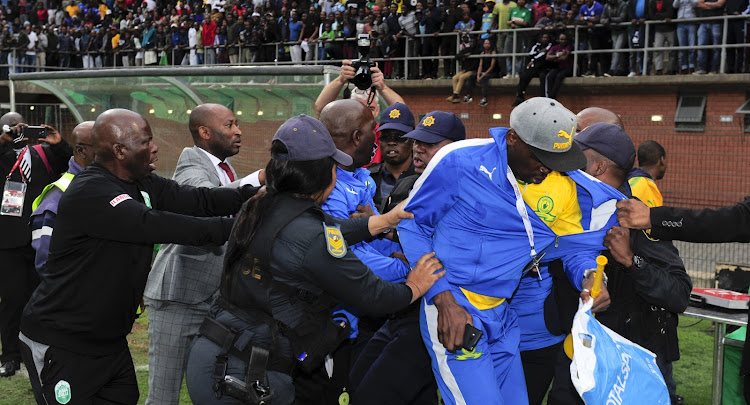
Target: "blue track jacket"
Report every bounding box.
[398,127,625,308]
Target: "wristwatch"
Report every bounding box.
[628,255,644,271]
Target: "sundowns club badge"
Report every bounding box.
[54,380,72,404]
[324,222,346,258]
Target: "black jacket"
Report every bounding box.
[596,225,692,362]
[367,163,416,208]
[0,140,72,249]
[649,196,750,243]
[21,164,256,355]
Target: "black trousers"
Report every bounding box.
[20,338,139,405]
[545,67,573,100]
[521,341,564,405]
[441,36,457,76]
[349,307,437,405]
[0,246,39,364]
[517,66,549,98]
[422,36,440,78]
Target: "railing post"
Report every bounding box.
[573,25,579,77]
[719,15,728,73]
[642,21,649,75]
[275,43,279,65]
[405,36,410,80]
[511,30,517,77]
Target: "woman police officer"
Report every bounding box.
[185,114,444,405]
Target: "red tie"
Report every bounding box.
[218,162,236,183]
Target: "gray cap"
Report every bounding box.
[509,97,585,173]
[272,114,353,166]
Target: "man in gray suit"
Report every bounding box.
[143,103,263,405]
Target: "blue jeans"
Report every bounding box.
[676,23,697,70]
[697,22,722,72]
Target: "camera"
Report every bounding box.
[221,375,273,405]
[350,34,376,90]
[22,126,47,139]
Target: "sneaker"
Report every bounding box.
[692,70,707,75]
[627,71,637,77]
[462,96,473,103]
[708,71,717,75]
[451,97,461,104]
[478,98,488,107]
[603,71,613,77]
[582,71,595,77]
[502,73,512,79]
[446,95,455,101]
[0,360,19,377]
[511,97,524,107]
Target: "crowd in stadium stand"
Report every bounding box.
[0,0,747,78]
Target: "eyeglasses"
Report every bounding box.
[379,133,409,143]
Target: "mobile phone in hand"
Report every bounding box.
[22,126,47,139]
[463,323,483,352]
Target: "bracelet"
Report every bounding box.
[406,280,422,297]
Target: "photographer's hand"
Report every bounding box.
[370,63,385,90]
[39,124,62,145]
[337,59,357,84]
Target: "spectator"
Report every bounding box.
[441,0,460,77]
[58,25,73,67]
[33,25,46,72]
[448,35,481,103]
[493,0,518,77]
[142,19,157,65]
[533,0,552,24]
[506,0,531,77]
[289,10,303,63]
[649,0,678,74]
[188,20,199,65]
[545,32,574,99]
[673,0,698,74]
[398,3,419,79]
[693,0,725,74]
[202,12,217,64]
[421,0,441,79]
[627,0,652,75]
[512,31,552,106]
[479,0,496,47]
[601,0,629,76]
[226,12,241,63]
[725,0,747,73]
[579,0,607,76]
[47,26,59,68]
[464,38,498,106]
[0,26,11,79]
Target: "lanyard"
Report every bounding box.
[7,146,27,183]
[506,166,536,258]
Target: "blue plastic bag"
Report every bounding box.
[570,299,670,404]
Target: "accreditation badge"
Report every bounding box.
[323,222,347,258]
[1,180,26,217]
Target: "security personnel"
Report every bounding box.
[19,109,256,405]
[367,103,416,207]
[185,115,444,405]
[350,111,466,405]
[548,123,691,405]
[29,121,95,272]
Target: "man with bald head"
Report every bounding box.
[576,106,625,132]
[19,109,258,404]
[0,112,71,378]
[30,121,95,273]
[143,103,263,405]
[315,99,411,401]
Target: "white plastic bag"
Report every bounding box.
[570,299,670,404]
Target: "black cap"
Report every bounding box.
[272,114,352,166]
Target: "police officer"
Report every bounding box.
[367,103,416,207]
[185,114,445,405]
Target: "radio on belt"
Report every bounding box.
[690,288,750,310]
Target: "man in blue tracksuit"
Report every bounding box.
[398,98,620,405]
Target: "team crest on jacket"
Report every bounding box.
[324,223,347,258]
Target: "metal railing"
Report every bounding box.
[0,14,747,76]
